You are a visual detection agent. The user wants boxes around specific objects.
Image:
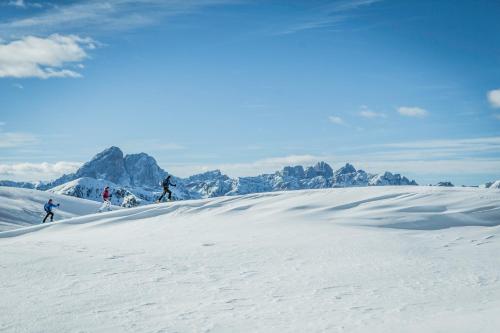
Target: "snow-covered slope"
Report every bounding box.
[0,186,103,231]
[1,186,500,332]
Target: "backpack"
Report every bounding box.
[162,178,170,187]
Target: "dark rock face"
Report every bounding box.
[282,166,305,179]
[124,153,166,188]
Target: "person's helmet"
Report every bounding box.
[105,186,109,189]
[48,199,53,202]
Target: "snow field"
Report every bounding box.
[1,186,500,332]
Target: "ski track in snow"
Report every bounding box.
[1,186,500,332]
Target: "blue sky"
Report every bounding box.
[0,0,499,185]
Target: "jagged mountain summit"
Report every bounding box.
[0,147,418,206]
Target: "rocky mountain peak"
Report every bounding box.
[369,172,417,186]
[75,146,128,185]
[186,170,228,182]
[314,161,334,177]
[304,161,333,178]
[54,147,167,189]
[335,163,356,176]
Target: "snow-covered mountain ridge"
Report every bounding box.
[1,146,419,206]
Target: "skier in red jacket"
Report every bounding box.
[98,186,112,212]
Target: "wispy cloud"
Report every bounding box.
[0,34,95,79]
[4,0,43,9]
[377,136,500,152]
[397,106,428,118]
[328,115,345,125]
[7,0,25,8]
[0,0,239,37]
[358,105,386,118]
[347,159,500,178]
[278,0,383,35]
[0,161,81,181]
[0,132,38,148]
[487,88,500,108]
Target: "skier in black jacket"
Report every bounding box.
[157,175,176,202]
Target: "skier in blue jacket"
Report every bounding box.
[43,199,60,223]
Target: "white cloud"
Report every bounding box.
[328,115,345,125]
[0,34,94,79]
[487,89,500,108]
[0,132,38,148]
[13,83,23,89]
[0,161,81,181]
[359,105,386,118]
[397,106,428,118]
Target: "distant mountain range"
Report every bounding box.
[1,146,421,207]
